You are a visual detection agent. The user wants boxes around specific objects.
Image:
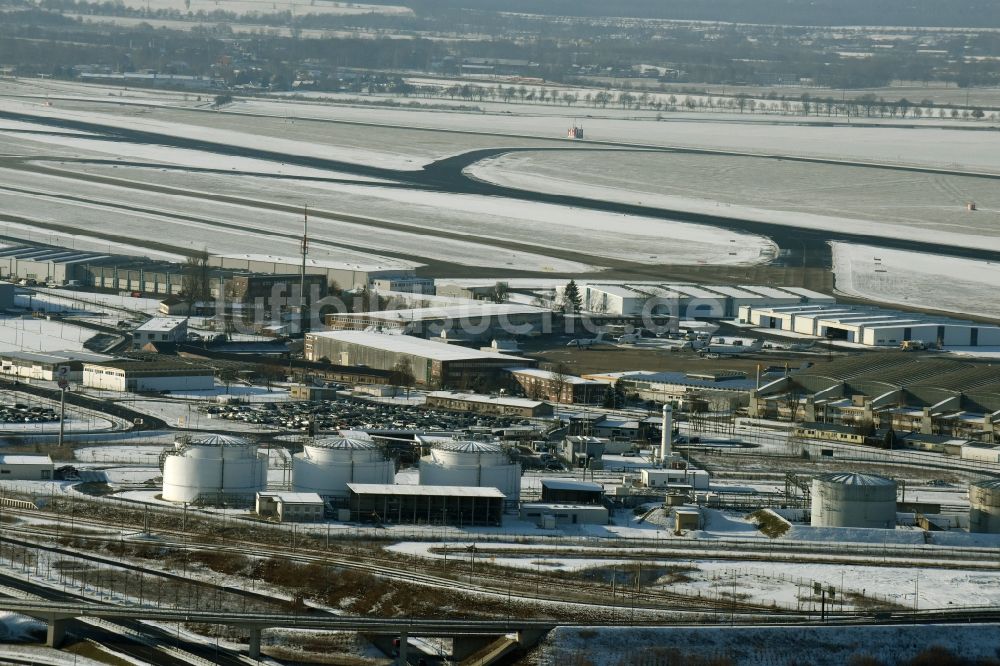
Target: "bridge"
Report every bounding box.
[0,598,555,663]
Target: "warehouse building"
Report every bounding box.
[304,331,535,387]
[346,483,505,526]
[741,304,1000,348]
[324,303,551,340]
[591,370,757,407]
[507,368,608,404]
[0,454,53,480]
[426,391,553,418]
[0,350,112,381]
[82,360,214,392]
[560,282,832,319]
[751,354,1000,441]
[210,254,419,290]
[132,317,188,350]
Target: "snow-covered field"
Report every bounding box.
[468,150,1000,252]
[831,243,1000,320]
[0,316,92,352]
[90,0,413,16]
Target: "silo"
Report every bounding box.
[293,436,394,498]
[969,479,1000,533]
[161,434,266,505]
[810,472,897,529]
[419,441,521,501]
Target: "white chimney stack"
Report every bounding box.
[660,403,673,463]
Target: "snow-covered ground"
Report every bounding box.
[831,242,1000,320]
[0,316,92,352]
[100,0,412,16]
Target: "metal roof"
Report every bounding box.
[309,331,530,363]
[541,479,604,493]
[0,455,52,465]
[257,491,324,504]
[814,472,896,487]
[971,479,1000,490]
[188,434,252,448]
[434,441,503,454]
[346,483,505,498]
[308,437,378,451]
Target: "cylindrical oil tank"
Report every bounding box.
[811,472,897,529]
[418,441,521,501]
[162,434,266,504]
[969,479,1000,533]
[292,436,394,498]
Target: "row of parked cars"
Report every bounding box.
[0,403,59,424]
[199,397,530,432]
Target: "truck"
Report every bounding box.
[900,340,927,351]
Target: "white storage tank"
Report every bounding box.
[969,479,1000,533]
[811,472,897,529]
[162,434,266,505]
[419,441,521,501]
[293,436,394,498]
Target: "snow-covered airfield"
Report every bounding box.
[0,77,997,316]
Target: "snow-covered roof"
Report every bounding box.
[0,455,52,465]
[257,491,324,504]
[309,331,530,362]
[427,391,546,408]
[972,479,1000,491]
[541,479,604,493]
[327,303,548,321]
[506,368,609,385]
[134,317,186,333]
[188,434,252,448]
[346,483,505,498]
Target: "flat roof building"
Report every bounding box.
[507,368,608,404]
[132,317,187,350]
[305,331,535,387]
[256,491,325,523]
[346,483,505,526]
[324,303,551,340]
[82,360,214,393]
[0,350,112,381]
[0,454,53,480]
[426,391,554,418]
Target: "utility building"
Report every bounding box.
[0,454,53,480]
[346,484,505,526]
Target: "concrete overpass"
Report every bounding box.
[0,598,555,662]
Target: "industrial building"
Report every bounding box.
[292,437,394,498]
[751,355,1000,441]
[371,276,435,295]
[740,304,1000,348]
[209,253,419,290]
[519,503,609,527]
[507,368,608,404]
[346,483,505,526]
[561,282,832,319]
[304,331,535,387]
[0,350,112,381]
[419,441,521,502]
[810,473,898,529]
[540,479,605,504]
[593,370,758,407]
[969,479,1000,533]
[425,391,553,417]
[132,318,188,350]
[323,303,551,340]
[82,360,214,392]
[161,434,267,505]
[0,454,53,480]
[226,273,328,312]
[256,491,325,523]
[641,468,711,490]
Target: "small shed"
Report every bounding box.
[256,491,325,522]
[674,507,701,533]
